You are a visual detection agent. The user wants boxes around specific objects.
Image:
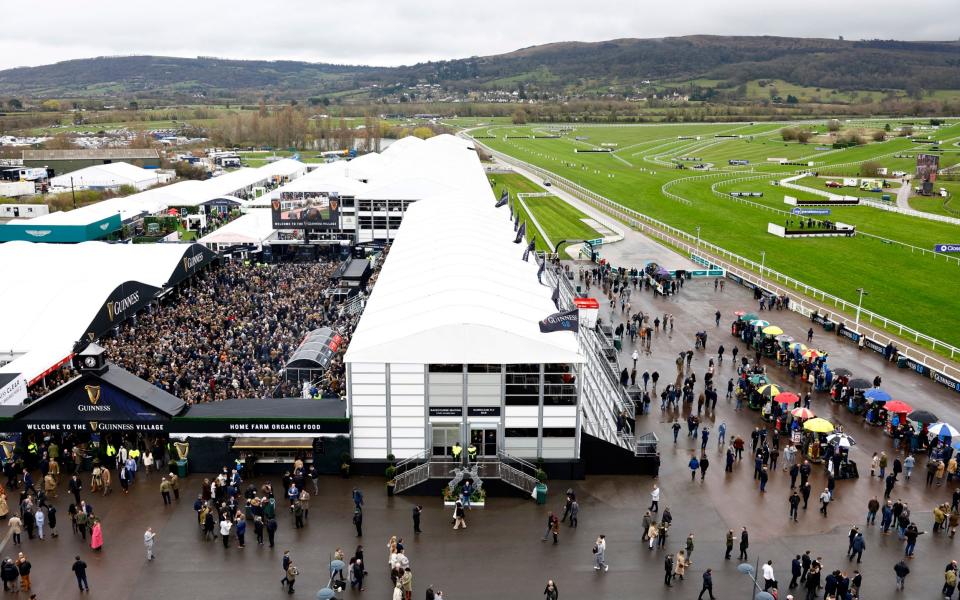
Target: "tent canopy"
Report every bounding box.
[285,327,342,371]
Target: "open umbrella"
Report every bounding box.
[734,310,746,317]
[827,433,856,448]
[928,422,960,439]
[757,384,782,399]
[908,409,938,424]
[803,417,834,433]
[791,407,815,419]
[750,319,770,328]
[775,334,794,344]
[863,388,892,402]
[832,367,853,378]
[748,374,768,385]
[848,378,871,390]
[741,313,758,322]
[788,342,808,353]
[762,325,784,336]
[776,392,800,405]
[884,400,913,414]
[803,349,823,360]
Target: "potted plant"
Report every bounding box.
[385,465,397,496]
[535,468,548,483]
[339,452,351,478]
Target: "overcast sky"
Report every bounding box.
[0,0,955,70]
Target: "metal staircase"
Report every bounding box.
[392,451,542,495]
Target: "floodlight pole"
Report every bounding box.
[855,287,868,329]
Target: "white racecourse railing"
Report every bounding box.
[473,139,960,378]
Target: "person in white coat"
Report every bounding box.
[34,510,44,541]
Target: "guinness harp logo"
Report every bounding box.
[89,421,99,432]
[174,442,190,460]
[0,441,16,460]
[85,385,101,405]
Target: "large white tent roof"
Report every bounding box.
[49,162,164,191]
[8,159,308,227]
[198,209,274,246]
[345,140,582,366]
[0,241,209,383]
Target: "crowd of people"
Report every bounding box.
[99,259,357,403]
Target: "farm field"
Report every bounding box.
[472,120,960,352]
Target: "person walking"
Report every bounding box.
[281,551,292,589]
[663,553,674,587]
[160,477,172,505]
[412,505,423,534]
[789,555,802,589]
[144,527,156,561]
[849,531,865,563]
[593,535,608,572]
[762,560,776,591]
[285,560,299,595]
[650,484,660,512]
[543,580,558,600]
[819,488,831,517]
[353,508,363,536]
[894,559,910,590]
[452,501,466,530]
[71,556,89,592]
[15,553,30,593]
[739,527,749,560]
[689,455,700,482]
[725,530,733,560]
[789,489,800,521]
[698,568,716,600]
[867,496,880,526]
[8,514,22,546]
[34,509,44,541]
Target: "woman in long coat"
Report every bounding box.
[90,520,104,551]
[0,493,8,519]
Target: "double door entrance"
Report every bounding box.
[430,424,498,459]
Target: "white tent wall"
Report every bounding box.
[0,241,211,385]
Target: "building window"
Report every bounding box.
[505,428,538,437]
[542,428,575,437]
[429,364,463,373]
[505,364,539,406]
[467,364,501,373]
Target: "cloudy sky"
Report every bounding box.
[0,0,954,70]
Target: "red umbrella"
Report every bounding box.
[791,407,815,419]
[884,400,913,413]
[776,392,800,404]
[734,310,746,317]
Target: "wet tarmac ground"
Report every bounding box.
[9,270,960,600]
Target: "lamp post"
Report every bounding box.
[759,251,766,287]
[855,287,869,329]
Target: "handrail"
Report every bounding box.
[472,136,960,372]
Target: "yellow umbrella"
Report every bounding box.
[788,342,808,353]
[803,417,834,433]
[762,325,784,336]
[757,384,781,399]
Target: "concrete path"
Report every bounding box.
[896,181,912,210]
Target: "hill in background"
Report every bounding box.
[0,36,958,102]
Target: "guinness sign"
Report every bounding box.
[106,290,141,322]
[183,253,204,272]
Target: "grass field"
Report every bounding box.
[473,120,960,351]
[486,173,599,252]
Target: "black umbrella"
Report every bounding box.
[908,409,939,424]
[848,378,871,390]
[832,367,852,378]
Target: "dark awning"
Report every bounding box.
[285,328,343,371]
[231,437,314,450]
[170,397,348,435]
